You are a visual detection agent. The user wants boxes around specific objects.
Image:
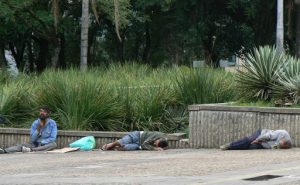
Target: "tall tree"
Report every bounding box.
[79,0,128,70]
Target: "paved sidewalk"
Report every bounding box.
[1,149,300,184]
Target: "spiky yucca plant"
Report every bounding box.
[236,46,286,100]
[273,57,300,103]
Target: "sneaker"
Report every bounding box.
[21,146,32,153]
[0,148,5,154]
[220,143,230,150]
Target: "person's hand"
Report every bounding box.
[154,147,164,151]
[251,139,260,144]
[37,122,44,132]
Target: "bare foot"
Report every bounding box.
[101,144,109,150]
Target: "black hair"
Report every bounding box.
[40,106,51,114]
[158,138,168,148]
[279,140,292,149]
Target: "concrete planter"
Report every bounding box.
[188,104,300,148]
[0,128,187,149]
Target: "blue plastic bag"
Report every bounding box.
[69,136,96,151]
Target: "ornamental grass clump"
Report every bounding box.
[175,67,235,105]
[112,65,179,132]
[104,62,152,87]
[36,69,123,131]
[0,80,35,127]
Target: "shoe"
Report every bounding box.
[0,148,5,154]
[21,146,32,153]
[220,143,230,150]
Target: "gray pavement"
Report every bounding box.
[1,149,300,184]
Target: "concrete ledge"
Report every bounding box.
[188,104,300,114]
[0,128,187,149]
[188,104,300,148]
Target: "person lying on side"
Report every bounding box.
[102,131,168,151]
[220,129,292,150]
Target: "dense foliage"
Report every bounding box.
[0,0,298,71]
[2,1,300,133]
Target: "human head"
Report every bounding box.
[39,106,50,120]
[278,139,292,149]
[154,138,168,149]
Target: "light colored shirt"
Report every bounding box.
[257,129,291,149]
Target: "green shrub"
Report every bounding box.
[0,80,35,127]
[36,69,123,131]
[104,62,152,87]
[129,85,174,131]
[175,67,235,105]
[113,66,180,132]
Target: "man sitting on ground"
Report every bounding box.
[102,131,168,151]
[220,129,292,150]
[0,106,58,154]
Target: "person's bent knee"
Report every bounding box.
[46,142,57,150]
[123,144,140,151]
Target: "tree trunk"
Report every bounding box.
[287,0,293,40]
[0,46,6,69]
[58,33,66,69]
[8,42,26,70]
[51,45,60,68]
[276,0,284,53]
[80,0,89,71]
[116,34,125,62]
[142,22,151,62]
[174,51,179,67]
[36,38,49,72]
[133,34,142,60]
[27,41,35,72]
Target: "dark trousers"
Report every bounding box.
[229,129,264,150]
[4,142,57,153]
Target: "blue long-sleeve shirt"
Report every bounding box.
[30,118,57,145]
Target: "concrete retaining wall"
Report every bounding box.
[188,104,300,148]
[0,128,188,149]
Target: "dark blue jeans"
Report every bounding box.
[229,129,263,150]
[118,131,140,150]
